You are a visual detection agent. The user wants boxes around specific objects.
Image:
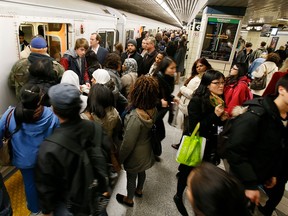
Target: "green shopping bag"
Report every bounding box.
[176,123,206,166]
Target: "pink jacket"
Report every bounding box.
[224,76,252,116]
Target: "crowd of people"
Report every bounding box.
[0,28,288,216]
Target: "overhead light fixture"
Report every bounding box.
[155,0,182,27]
[277,18,288,21]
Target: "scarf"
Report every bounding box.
[209,92,225,107]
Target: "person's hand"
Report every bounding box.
[173,97,179,105]
[220,111,229,121]
[264,177,277,188]
[85,82,91,88]
[214,104,225,117]
[245,189,260,205]
[161,99,168,108]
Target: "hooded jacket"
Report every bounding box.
[0,107,59,169]
[60,49,89,85]
[224,76,252,116]
[225,96,288,190]
[119,108,156,173]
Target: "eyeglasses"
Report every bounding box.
[211,81,225,86]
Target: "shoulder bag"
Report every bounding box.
[176,123,206,166]
[250,64,275,90]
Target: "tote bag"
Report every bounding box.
[176,123,206,166]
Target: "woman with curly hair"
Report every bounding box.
[116,76,159,207]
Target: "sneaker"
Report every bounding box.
[173,195,188,216]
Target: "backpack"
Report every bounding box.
[217,102,266,159]
[45,131,108,216]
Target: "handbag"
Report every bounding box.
[0,109,14,166]
[176,123,206,166]
[250,64,274,90]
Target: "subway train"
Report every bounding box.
[0,0,178,114]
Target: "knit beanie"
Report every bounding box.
[127,39,137,48]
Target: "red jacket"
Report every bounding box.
[262,71,288,96]
[224,76,252,116]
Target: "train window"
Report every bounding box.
[19,25,34,43]
[47,23,63,32]
[47,35,61,61]
[106,31,114,52]
[99,32,106,48]
[125,30,134,48]
[38,25,44,37]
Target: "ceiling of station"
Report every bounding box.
[86,0,288,28]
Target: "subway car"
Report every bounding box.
[0,0,178,114]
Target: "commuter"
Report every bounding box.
[114,42,124,57]
[172,58,212,150]
[28,58,60,106]
[60,38,90,85]
[174,38,187,84]
[274,46,287,66]
[251,53,280,97]
[19,30,29,51]
[139,37,158,76]
[224,63,252,116]
[81,84,122,173]
[140,38,148,57]
[60,70,87,113]
[186,162,250,216]
[166,34,178,59]
[263,58,288,96]
[0,84,59,215]
[9,35,64,99]
[85,49,102,80]
[154,57,179,149]
[136,31,147,53]
[104,53,123,91]
[174,70,228,216]
[225,74,288,212]
[248,52,267,78]
[0,173,12,215]
[35,83,109,216]
[235,42,253,67]
[88,32,109,65]
[116,76,158,207]
[121,58,138,98]
[148,51,166,76]
[91,69,128,115]
[249,41,267,63]
[121,39,143,73]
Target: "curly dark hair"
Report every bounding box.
[104,53,121,70]
[129,75,159,110]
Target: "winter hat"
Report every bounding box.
[30,37,47,49]
[127,39,137,48]
[92,69,111,84]
[48,83,81,109]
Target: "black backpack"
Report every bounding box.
[46,132,107,216]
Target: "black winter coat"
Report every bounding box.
[35,118,109,214]
[225,96,288,190]
[188,95,223,163]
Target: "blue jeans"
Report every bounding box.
[20,168,39,213]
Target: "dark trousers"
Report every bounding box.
[176,164,193,198]
[262,177,287,216]
[0,174,12,216]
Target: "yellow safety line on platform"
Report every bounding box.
[4,170,31,216]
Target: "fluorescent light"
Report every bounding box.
[277,18,288,21]
[155,0,182,26]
